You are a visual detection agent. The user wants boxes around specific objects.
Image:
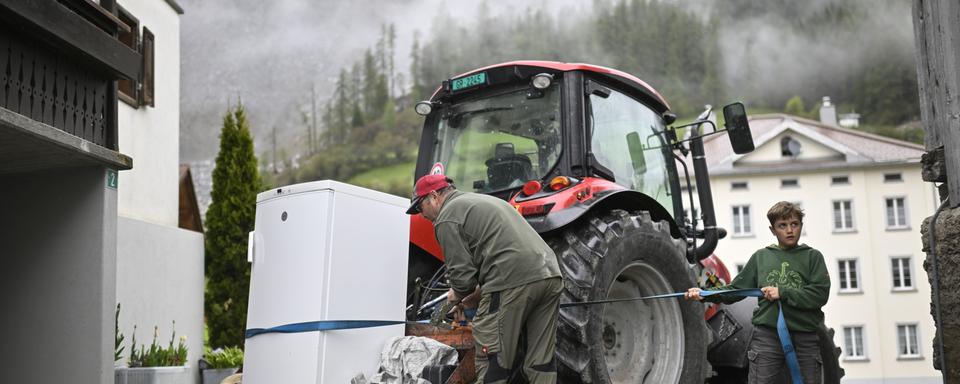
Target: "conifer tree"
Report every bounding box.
[205,104,262,349]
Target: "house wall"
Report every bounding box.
[116,217,203,375]
[117,0,181,227]
[112,0,202,373]
[709,163,940,383]
[0,167,117,384]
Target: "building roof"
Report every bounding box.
[179,165,203,233]
[692,113,924,176]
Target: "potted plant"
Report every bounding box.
[200,346,243,384]
[115,321,192,384]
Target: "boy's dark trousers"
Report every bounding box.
[747,325,821,384]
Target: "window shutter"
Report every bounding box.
[141,27,155,107]
[116,7,139,107]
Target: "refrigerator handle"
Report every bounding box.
[247,231,265,264]
[247,231,255,263]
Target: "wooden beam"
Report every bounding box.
[914,0,960,207]
[0,0,140,81]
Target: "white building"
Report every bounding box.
[692,112,941,383]
[112,0,205,376]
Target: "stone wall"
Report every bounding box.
[921,206,960,378]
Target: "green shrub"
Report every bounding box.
[204,346,244,368]
[128,322,188,367]
[115,304,125,362]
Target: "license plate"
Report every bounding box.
[451,72,487,91]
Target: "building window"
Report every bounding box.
[831,175,850,185]
[833,200,855,231]
[731,181,748,191]
[781,136,802,157]
[885,197,909,229]
[732,205,752,236]
[781,178,799,188]
[892,257,913,290]
[838,259,860,293]
[843,326,867,360]
[897,324,921,359]
[884,173,903,183]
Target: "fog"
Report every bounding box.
[179,0,588,161]
[179,0,916,161]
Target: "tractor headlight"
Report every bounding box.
[531,73,553,89]
[415,101,433,116]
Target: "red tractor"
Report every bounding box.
[405,61,841,384]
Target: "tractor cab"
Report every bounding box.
[412,62,685,236]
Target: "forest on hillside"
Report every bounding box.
[264,0,921,196]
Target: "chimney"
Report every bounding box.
[819,96,838,126]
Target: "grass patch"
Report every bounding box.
[347,161,416,197]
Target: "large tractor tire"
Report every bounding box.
[547,209,710,384]
[818,325,846,384]
[708,308,845,384]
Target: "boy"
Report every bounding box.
[685,201,830,384]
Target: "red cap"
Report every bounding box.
[406,174,453,214]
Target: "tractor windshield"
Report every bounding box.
[431,84,562,193]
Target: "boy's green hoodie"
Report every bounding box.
[708,244,830,332]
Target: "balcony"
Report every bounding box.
[0,0,137,174]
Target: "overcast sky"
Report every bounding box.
[178,0,589,161]
[178,0,915,162]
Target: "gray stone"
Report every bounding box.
[922,147,947,183]
[921,206,960,378]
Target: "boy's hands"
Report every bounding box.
[761,286,780,301]
[684,287,704,301]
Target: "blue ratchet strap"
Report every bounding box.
[245,320,414,339]
[776,300,804,384]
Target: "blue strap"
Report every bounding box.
[245,320,411,339]
[777,301,804,384]
[244,288,804,384]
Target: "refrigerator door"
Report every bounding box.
[244,190,333,383]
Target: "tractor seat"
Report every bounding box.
[485,143,533,190]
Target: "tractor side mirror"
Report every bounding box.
[723,102,755,154]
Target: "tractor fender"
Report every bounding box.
[528,188,682,238]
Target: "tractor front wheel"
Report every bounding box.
[548,209,710,384]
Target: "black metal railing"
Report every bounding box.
[0,23,112,148]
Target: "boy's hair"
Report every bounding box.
[767,201,804,225]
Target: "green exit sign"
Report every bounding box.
[106,169,118,190]
[451,72,487,91]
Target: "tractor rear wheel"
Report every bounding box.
[547,209,710,384]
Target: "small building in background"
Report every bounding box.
[839,112,861,129]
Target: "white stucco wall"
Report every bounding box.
[117,216,204,376]
[117,0,181,227]
[706,163,940,383]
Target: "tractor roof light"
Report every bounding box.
[522,180,543,196]
[415,101,433,116]
[549,176,572,191]
[531,73,553,89]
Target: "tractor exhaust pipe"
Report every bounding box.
[689,109,719,261]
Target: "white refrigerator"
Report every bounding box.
[243,180,410,383]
